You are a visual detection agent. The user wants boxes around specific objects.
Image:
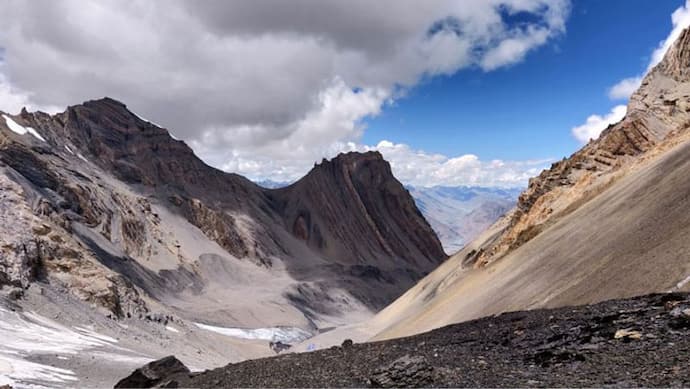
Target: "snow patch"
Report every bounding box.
[165,326,180,333]
[64,145,74,155]
[194,323,312,343]
[0,307,151,387]
[76,153,89,164]
[2,114,46,142]
[0,354,77,386]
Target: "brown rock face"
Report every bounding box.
[272,152,445,268]
[470,27,690,267]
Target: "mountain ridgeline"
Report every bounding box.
[0,97,445,328]
[366,27,690,340]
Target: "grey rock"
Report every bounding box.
[369,355,433,388]
[114,356,189,388]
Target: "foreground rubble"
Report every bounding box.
[117,292,690,387]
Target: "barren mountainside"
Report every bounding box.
[471,27,690,268]
[0,97,445,386]
[363,27,690,341]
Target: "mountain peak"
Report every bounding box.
[279,149,446,276]
[654,27,690,81]
[85,96,128,108]
[315,150,385,169]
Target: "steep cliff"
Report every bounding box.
[469,27,690,268]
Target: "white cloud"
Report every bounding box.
[0,0,570,186]
[648,1,690,70]
[571,105,626,144]
[237,139,551,188]
[0,73,61,114]
[607,76,642,100]
[607,0,690,101]
[370,141,550,187]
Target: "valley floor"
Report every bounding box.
[127,292,690,388]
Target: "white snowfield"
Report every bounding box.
[2,114,46,142]
[194,322,312,343]
[0,307,151,388]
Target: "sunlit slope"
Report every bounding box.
[374,134,690,339]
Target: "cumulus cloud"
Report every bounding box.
[234,139,551,188]
[607,0,690,101]
[364,141,551,188]
[648,1,690,70]
[0,0,569,186]
[571,105,626,144]
[0,73,62,114]
[607,76,643,100]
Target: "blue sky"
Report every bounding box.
[1,1,688,187]
[363,0,685,162]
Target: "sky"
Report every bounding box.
[0,0,688,188]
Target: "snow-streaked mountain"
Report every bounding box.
[407,186,521,254]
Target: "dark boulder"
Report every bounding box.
[114,356,189,388]
[368,355,433,388]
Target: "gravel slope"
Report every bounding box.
[121,292,690,388]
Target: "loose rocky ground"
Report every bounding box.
[117,292,690,387]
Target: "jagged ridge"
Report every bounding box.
[0,97,446,321]
[471,27,690,267]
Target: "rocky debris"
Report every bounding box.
[127,293,690,387]
[145,312,174,325]
[368,355,433,388]
[614,328,642,340]
[269,341,291,354]
[114,356,190,388]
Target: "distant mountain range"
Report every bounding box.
[406,186,521,254]
[254,179,292,189]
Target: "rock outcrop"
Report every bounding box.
[114,356,190,388]
[369,355,434,388]
[470,27,690,267]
